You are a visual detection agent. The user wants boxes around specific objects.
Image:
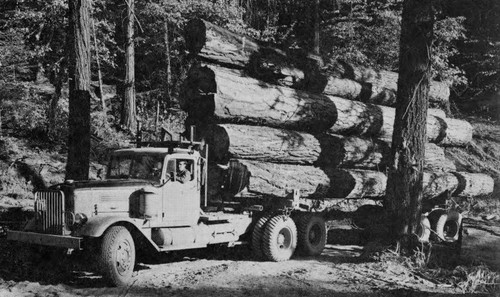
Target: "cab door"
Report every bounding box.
[162,157,200,226]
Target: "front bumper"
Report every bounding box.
[6,230,82,249]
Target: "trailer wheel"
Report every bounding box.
[296,214,327,256]
[416,216,431,242]
[251,215,272,259]
[434,210,462,242]
[262,215,297,262]
[100,226,136,286]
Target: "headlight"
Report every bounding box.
[74,213,88,225]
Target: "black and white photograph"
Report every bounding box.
[0,0,498,296]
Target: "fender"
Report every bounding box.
[74,215,142,238]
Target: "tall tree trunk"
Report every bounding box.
[313,0,320,55]
[66,0,91,180]
[92,17,106,112]
[385,0,434,253]
[120,0,136,131]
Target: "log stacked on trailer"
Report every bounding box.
[181,19,493,204]
[184,18,450,109]
[182,64,472,146]
[199,124,456,171]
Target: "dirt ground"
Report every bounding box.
[0,217,498,297]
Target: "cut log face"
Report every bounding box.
[199,123,456,171]
[182,64,472,146]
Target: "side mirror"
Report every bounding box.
[169,172,175,181]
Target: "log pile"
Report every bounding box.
[184,18,450,109]
[181,19,494,205]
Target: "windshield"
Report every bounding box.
[107,153,165,181]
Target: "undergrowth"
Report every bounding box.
[376,243,500,294]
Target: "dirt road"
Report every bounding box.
[0,219,498,297]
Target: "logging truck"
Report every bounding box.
[5,137,330,286]
[4,129,465,286]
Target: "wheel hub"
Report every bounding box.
[116,241,132,274]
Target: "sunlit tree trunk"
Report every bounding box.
[66,0,91,180]
[385,0,434,254]
[120,0,136,132]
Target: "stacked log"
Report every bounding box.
[182,64,472,145]
[184,18,450,109]
[219,160,493,200]
[199,124,456,171]
[180,19,493,204]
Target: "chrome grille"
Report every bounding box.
[35,191,65,234]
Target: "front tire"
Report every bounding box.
[100,226,136,286]
[262,215,297,262]
[296,214,327,256]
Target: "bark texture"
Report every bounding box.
[453,172,495,197]
[199,124,456,171]
[120,0,136,131]
[226,160,388,199]
[212,160,492,201]
[184,18,450,108]
[66,0,91,180]
[385,0,433,249]
[182,64,472,146]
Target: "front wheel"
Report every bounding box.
[262,215,297,262]
[100,226,136,286]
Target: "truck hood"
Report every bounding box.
[50,179,155,190]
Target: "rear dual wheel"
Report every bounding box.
[296,214,327,256]
[261,215,297,262]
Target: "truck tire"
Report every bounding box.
[251,214,272,259]
[434,210,462,242]
[100,226,136,286]
[296,214,327,256]
[416,216,431,243]
[262,215,297,262]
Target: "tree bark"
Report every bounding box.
[120,0,136,132]
[182,64,471,146]
[183,19,449,108]
[66,0,91,180]
[330,61,450,109]
[385,0,433,252]
[92,17,106,112]
[453,172,495,197]
[199,124,456,171]
[226,160,388,199]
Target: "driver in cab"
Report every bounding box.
[176,160,192,183]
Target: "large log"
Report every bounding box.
[453,172,495,197]
[182,64,472,146]
[218,160,492,200]
[226,160,387,199]
[200,123,456,171]
[330,62,450,108]
[184,19,449,108]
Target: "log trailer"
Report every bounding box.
[4,131,462,286]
